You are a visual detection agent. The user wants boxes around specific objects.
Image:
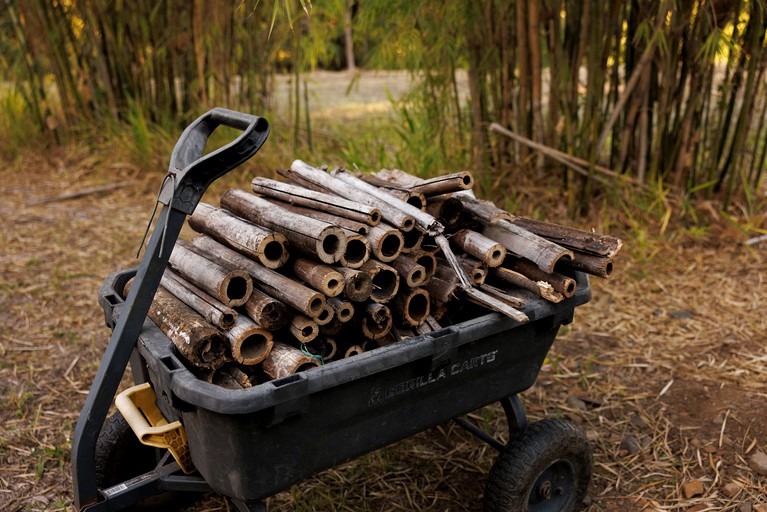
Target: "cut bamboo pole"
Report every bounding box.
[291,258,344,297]
[339,230,371,269]
[288,161,416,231]
[161,270,236,330]
[483,223,573,273]
[169,240,253,307]
[289,314,319,343]
[312,338,337,360]
[426,276,459,304]
[506,258,577,298]
[426,196,465,228]
[558,251,615,279]
[511,217,623,258]
[251,177,382,225]
[242,288,288,331]
[370,168,475,196]
[124,280,226,370]
[192,235,326,318]
[453,193,515,223]
[391,256,427,288]
[328,297,354,323]
[492,267,564,303]
[361,260,400,303]
[401,227,424,254]
[450,229,506,267]
[314,304,335,326]
[266,199,371,235]
[210,364,252,390]
[364,224,404,262]
[334,267,373,302]
[261,342,320,380]
[410,250,437,281]
[435,256,487,286]
[188,202,288,269]
[221,189,347,264]
[225,316,274,365]
[344,345,365,358]
[392,288,431,327]
[361,303,393,340]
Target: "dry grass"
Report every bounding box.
[1,143,766,511]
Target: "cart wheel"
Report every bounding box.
[96,411,189,510]
[484,419,591,512]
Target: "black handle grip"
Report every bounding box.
[158,107,270,213]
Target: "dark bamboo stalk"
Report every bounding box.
[510,217,623,258]
[410,250,437,281]
[506,259,576,298]
[242,288,288,331]
[557,251,615,279]
[335,267,374,302]
[328,297,354,323]
[361,303,393,340]
[314,304,335,326]
[425,196,465,228]
[390,256,427,288]
[491,267,563,303]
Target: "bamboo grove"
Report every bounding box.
[1,0,766,209]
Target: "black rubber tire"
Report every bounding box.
[484,418,592,512]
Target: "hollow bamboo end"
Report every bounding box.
[316,227,348,264]
[414,253,437,280]
[258,234,289,269]
[306,294,326,317]
[405,264,428,288]
[344,272,373,302]
[231,328,273,365]
[289,316,319,343]
[344,345,364,358]
[323,272,345,297]
[340,237,370,269]
[373,230,404,262]
[485,244,507,268]
[220,271,253,307]
[323,338,338,360]
[369,266,399,303]
[368,209,382,226]
[314,304,335,326]
[459,172,475,190]
[401,228,423,254]
[400,289,431,327]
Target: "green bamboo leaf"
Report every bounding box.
[298,0,311,17]
[268,0,280,39]
[284,0,294,30]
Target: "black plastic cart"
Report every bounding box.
[71,108,594,512]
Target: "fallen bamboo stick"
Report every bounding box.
[221,190,347,264]
[225,316,274,366]
[242,288,288,330]
[261,342,320,380]
[361,260,400,303]
[483,223,573,273]
[169,240,253,307]
[291,258,345,297]
[392,288,431,327]
[506,258,576,298]
[328,297,354,323]
[450,229,506,267]
[188,202,288,269]
[251,177,382,225]
[364,224,404,262]
[161,270,237,330]
[288,161,416,231]
[334,267,374,302]
[511,217,623,258]
[288,314,319,343]
[124,280,226,370]
[491,267,564,303]
[390,256,427,288]
[266,199,371,235]
[192,235,326,318]
[557,251,615,279]
[361,303,393,340]
[339,230,371,269]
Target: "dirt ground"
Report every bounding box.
[2,72,766,511]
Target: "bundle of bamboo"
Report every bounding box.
[134,163,622,389]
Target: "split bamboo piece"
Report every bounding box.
[361,303,393,340]
[261,342,320,380]
[334,267,374,302]
[251,177,382,226]
[192,235,326,318]
[450,229,506,267]
[188,202,288,269]
[225,316,273,366]
[161,270,236,330]
[392,288,431,327]
[390,256,428,288]
[288,160,416,231]
[365,224,404,262]
[361,260,400,303]
[291,257,345,297]
[266,199,371,235]
[328,297,354,323]
[124,280,226,370]
[242,288,288,330]
[491,267,564,303]
[558,251,615,279]
[506,258,577,298]
[339,230,371,269]
[511,217,623,257]
[169,240,253,307]
[221,189,347,264]
[288,314,319,343]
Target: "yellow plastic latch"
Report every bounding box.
[114,382,194,474]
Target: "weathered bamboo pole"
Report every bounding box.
[161,270,236,330]
[425,196,465,228]
[401,227,424,254]
[368,168,475,195]
[221,189,347,264]
[289,314,319,343]
[328,297,354,323]
[391,256,427,288]
[435,256,487,286]
[506,258,577,298]
[510,217,623,258]
[225,316,274,366]
[482,223,573,274]
[557,251,615,279]
[334,267,374,302]
[314,304,335,326]
[242,288,288,331]
[169,240,253,307]
[288,161,416,231]
[266,199,371,235]
[452,193,515,223]
[361,260,400,303]
[392,288,431,327]
[364,224,404,262]
[411,251,437,281]
[450,229,506,267]
[291,258,344,297]
[251,177,382,225]
[124,280,226,369]
[361,303,393,340]
[261,342,320,380]
[339,230,371,269]
[192,235,326,318]
[491,267,564,303]
[426,276,459,304]
[188,202,288,269]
